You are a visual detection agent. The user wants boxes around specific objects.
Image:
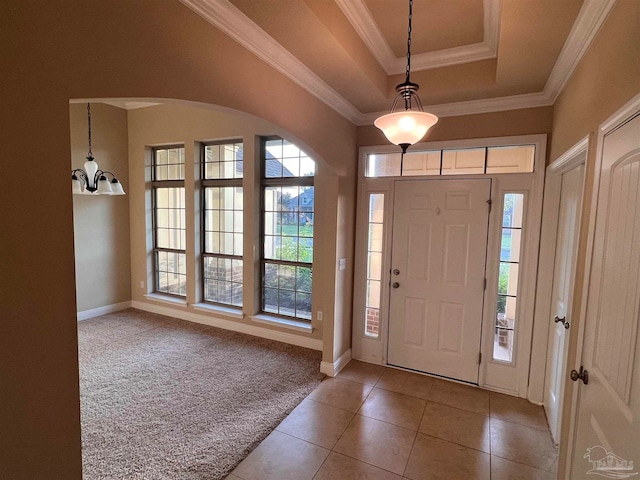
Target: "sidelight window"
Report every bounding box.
[493,193,525,363]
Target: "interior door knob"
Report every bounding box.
[570,366,588,384]
[392,282,400,288]
[554,315,570,329]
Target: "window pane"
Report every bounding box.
[369,193,384,223]
[502,193,524,228]
[369,223,383,252]
[500,228,522,262]
[494,328,514,362]
[265,138,314,178]
[261,137,314,321]
[155,251,186,297]
[442,148,485,175]
[366,153,400,177]
[499,262,519,296]
[204,187,243,255]
[366,308,380,337]
[296,266,312,293]
[402,151,441,176]
[203,256,243,307]
[486,145,535,174]
[365,193,384,338]
[204,142,243,180]
[493,192,524,362]
[155,188,185,250]
[154,147,184,180]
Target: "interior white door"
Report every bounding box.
[543,164,584,444]
[570,113,640,477]
[388,179,491,383]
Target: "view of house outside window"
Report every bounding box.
[261,137,315,320]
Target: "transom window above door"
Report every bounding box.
[366,144,535,177]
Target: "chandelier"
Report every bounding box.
[374,0,438,160]
[71,103,126,195]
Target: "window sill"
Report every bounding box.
[192,303,244,320]
[251,314,313,333]
[144,293,187,306]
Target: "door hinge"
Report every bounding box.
[483,278,487,290]
[487,198,492,213]
[479,352,482,364]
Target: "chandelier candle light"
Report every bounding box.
[71,103,126,195]
[374,0,438,169]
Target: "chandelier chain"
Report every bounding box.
[405,0,413,84]
[87,103,93,158]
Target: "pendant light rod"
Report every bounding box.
[374,0,439,162]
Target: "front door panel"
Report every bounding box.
[388,179,491,383]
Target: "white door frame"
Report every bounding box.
[352,134,547,398]
[528,136,589,405]
[562,93,640,479]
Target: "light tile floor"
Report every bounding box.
[230,360,557,480]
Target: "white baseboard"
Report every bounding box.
[131,300,323,351]
[320,348,352,377]
[77,301,132,321]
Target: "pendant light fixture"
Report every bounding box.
[374,0,438,164]
[71,103,126,195]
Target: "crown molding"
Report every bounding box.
[542,0,617,104]
[335,0,502,74]
[180,0,615,126]
[179,0,362,124]
[362,91,551,125]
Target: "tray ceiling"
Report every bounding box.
[179,0,615,124]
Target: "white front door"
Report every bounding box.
[543,163,584,443]
[570,112,640,477]
[388,179,491,383]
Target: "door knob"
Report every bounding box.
[392,282,400,288]
[570,366,588,385]
[554,316,570,329]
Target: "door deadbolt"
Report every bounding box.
[393,269,400,275]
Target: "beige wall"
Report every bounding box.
[549,1,640,477]
[1,1,356,478]
[126,103,355,356]
[1,0,636,477]
[71,103,131,312]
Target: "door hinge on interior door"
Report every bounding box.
[483,278,487,290]
[487,198,492,213]
[479,352,482,364]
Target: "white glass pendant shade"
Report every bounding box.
[71,177,83,194]
[374,111,438,147]
[110,180,126,195]
[96,176,113,194]
[84,158,99,189]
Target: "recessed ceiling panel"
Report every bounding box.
[364,0,484,56]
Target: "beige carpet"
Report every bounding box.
[78,308,324,479]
